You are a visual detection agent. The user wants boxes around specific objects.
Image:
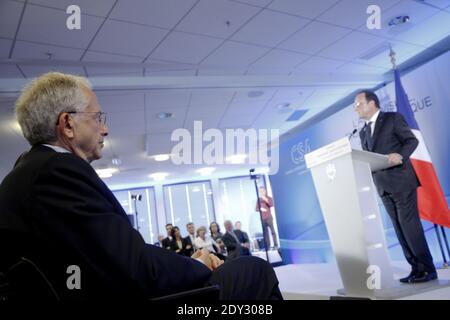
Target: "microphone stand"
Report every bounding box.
[250,169,270,263]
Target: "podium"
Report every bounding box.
[305,137,396,298]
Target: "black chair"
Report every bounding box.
[0,257,60,301]
[0,256,220,301]
[151,285,220,301]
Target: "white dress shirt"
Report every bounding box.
[366,109,380,137]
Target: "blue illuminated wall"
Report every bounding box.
[271,51,450,265]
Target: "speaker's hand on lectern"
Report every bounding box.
[388,153,403,165]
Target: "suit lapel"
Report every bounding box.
[370,111,385,151]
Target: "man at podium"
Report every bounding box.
[354,90,437,284]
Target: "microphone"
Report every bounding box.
[347,128,358,139]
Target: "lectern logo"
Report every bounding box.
[326,163,336,181]
[291,139,310,165]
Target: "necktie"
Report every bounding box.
[364,121,373,150]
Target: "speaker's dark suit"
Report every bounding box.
[0,145,211,300]
[360,111,435,273]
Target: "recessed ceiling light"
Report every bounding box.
[226,154,247,164]
[196,167,216,176]
[149,172,169,181]
[153,154,170,161]
[95,168,119,179]
[276,103,291,110]
[156,112,173,119]
[111,158,121,166]
[388,15,410,27]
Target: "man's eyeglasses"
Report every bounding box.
[67,111,107,125]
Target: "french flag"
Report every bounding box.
[394,69,450,228]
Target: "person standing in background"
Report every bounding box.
[255,187,278,250]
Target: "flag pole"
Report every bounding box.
[389,46,450,268]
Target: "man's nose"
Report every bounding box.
[101,124,109,136]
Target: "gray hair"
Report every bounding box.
[15,72,92,145]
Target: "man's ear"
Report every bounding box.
[56,112,75,139]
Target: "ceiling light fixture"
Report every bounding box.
[149,172,169,181]
[196,167,216,176]
[95,168,119,179]
[153,154,170,162]
[156,112,173,119]
[388,15,410,27]
[226,154,247,164]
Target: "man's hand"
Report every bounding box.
[388,153,403,165]
[243,243,250,249]
[191,249,224,270]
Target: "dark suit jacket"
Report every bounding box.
[234,230,251,256]
[161,237,172,250]
[359,111,420,195]
[170,237,192,256]
[0,145,211,300]
[222,232,242,259]
[183,235,195,256]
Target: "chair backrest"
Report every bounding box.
[0,257,60,301]
[151,285,220,301]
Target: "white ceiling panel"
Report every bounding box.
[0,65,23,78]
[229,0,272,7]
[17,5,104,49]
[145,90,191,109]
[317,0,401,29]
[145,132,174,155]
[12,40,84,60]
[219,112,256,127]
[231,9,310,47]
[0,39,13,58]
[83,50,143,63]
[233,89,275,103]
[225,100,267,116]
[318,31,388,61]
[189,90,234,106]
[97,93,145,114]
[109,124,146,137]
[150,31,223,64]
[184,117,221,131]
[86,67,143,77]
[336,62,390,74]
[108,109,145,127]
[89,19,168,57]
[110,0,197,29]
[295,56,346,72]
[279,21,350,55]
[19,64,85,78]
[201,41,269,66]
[393,10,450,47]
[187,103,229,117]
[0,0,24,39]
[28,0,116,17]
[423,0,450,8]
[251,49,310,68]
[268,0,340,19]
[175,0,260,38]
[357,0,441,39]
[359,41,423,68]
